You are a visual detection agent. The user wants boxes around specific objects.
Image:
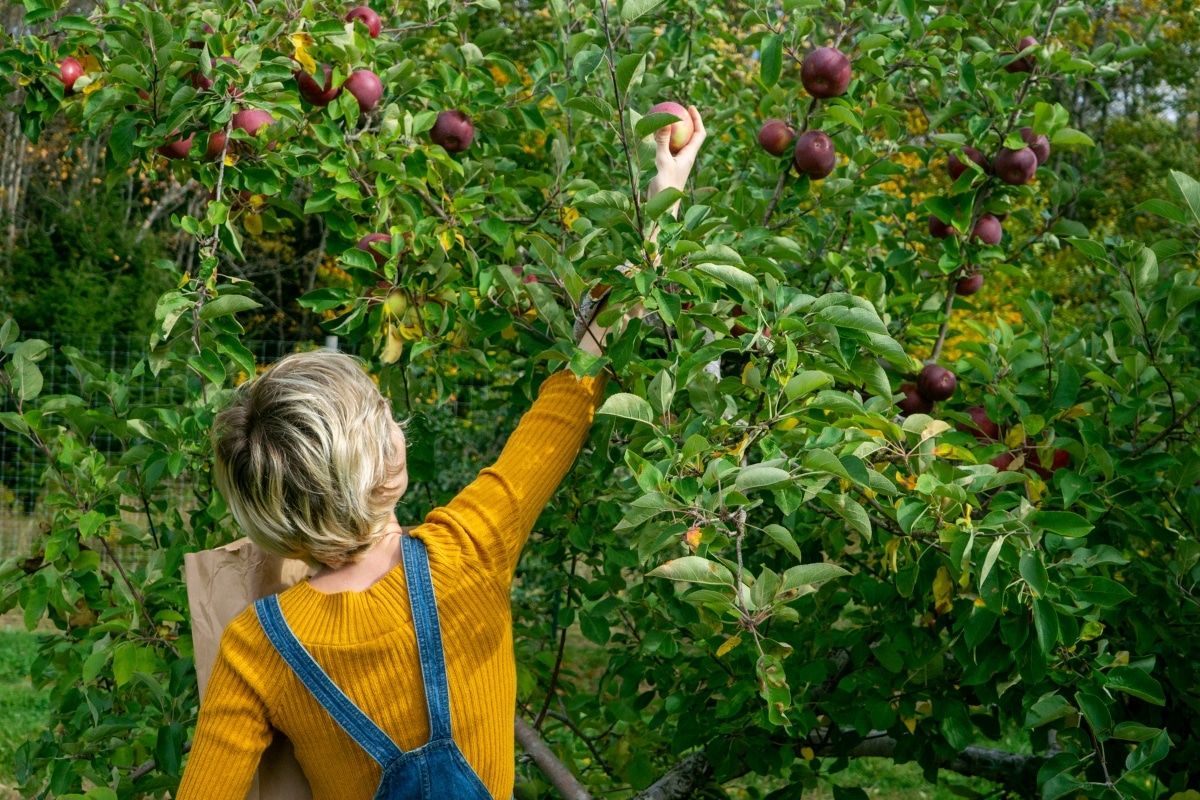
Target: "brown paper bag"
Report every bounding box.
[184,537,316,800]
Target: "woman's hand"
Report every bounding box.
[647,105,707,201]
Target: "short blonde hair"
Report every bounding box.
[212,351,405,568]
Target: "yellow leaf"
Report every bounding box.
[902,717,917,734]
[243,212,263,235]
[801,747,815,761]
[380,324,403,364]
[932,566,953,614]
[1060,404,1090,420]
[398,323,423,341]
[915,699,933,715]
[716,636,741,657]
[1004,424,1026,449]
[500,324,517,340]
[884,538,900,573]
[775,417,799,431]
[290,33,316,75]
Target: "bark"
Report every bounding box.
[514,717,592,800]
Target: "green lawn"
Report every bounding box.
[0,625,49,788]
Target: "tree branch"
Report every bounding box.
[514,716,593,800]
[1133,395,1200,455]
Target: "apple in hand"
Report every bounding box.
[295,63,342,107]
[793,130,836,179]
[344,69,383,113]
[757,119,795,157]
[646,101,694,154]
[801,47,851,98]
[346,6,382,38]
[994,146,1037,185]
[917,364,957,401]
[431,110,475,153]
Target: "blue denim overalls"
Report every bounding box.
[254,534,494,800]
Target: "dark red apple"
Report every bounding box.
[991,452,1015,470]
[959,406,999,441]
[801,47,851,99]
[357,233,392,266]
[159,132,194,160]
[295,63,342,106]
[793,130,836,179]
[58,57,84,95]
[1020,126,1051,165]
[191,56,240,94]
[431,109,475,153]
[757,119,795,157]
[1004,36,1038,73]
[948,146,989,180]
[343,69,383,113]
[972,213,1003,245]
[956,272,984,295]
[929,215,952,239]
[346,6,382,38]
[203,130,227,160]
[994,146,1038,185]
[917,364,957,401]
[898,382,934,416]
[1052,449,1070,471]
[647,101,694,154]
[232,109,274,138]
[189,23,215,49]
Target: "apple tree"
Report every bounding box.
[1,0,1198,798]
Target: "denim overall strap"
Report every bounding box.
[400,534,453,742]
[255,595,403,767]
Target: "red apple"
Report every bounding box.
[801,47,851,99]
[343,69,383,113]
[346,6,382,38]
[956,272,984,295]
[991,452,1015,470]
[191,56,240,94]
[158,132,194,160]
[929,215,953,239]
[1020,126,1051,165]
[1004,36,1038,73]
[917,364,957,401]
[58,57,84,95]
[898,382,934,416]
[232,109,275,139]
[647,101,694,154]
[757,119,795,157]
[793,130,836,179]
[357,233,392,266]
[189,23,215,49]
[959,406,999,441]
[971,213,1003,245]
[295,63,342,107]
[1052,448,1070,471]
[203,130,227,160]
[948,146,989,180]
[994,146,1038,185]
[430,109,475,153]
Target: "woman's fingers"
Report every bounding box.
[675,106,707,166]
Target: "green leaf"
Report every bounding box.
[784,370,833,400]
[1168,170,1200,224]
[188,348,227,386]
[735,465,792,492]
[479,218,511,246]
[616,53,646,96]
[1032,510,1092,538]
[1111,722,1161,742]
[647,556,735,586]
[564,95,615,120]
[1049,128,1095,147]
[818,493,872,540]
[112,642,136,688]
[155,722,184,776]
[979,535,1006,590]
[1025,693,1075,728]
[1075,692,1112,737]
[200,294,262,320]
[1068,576,1133,608]
[644,188,686,221]
[1033,597,1059,655]
[760,34,782,87]
[1106,666,1165,705]
[694,263,761,300]
[780,563,849,592]
[1019,550,1049,597]
[1066,237,1108,263]
[635,111,683,140]
[597,393,655,425]
[815,305,888,335]
[1125,729,1171,773]
[620,0,667,22]
[763,524,803,560]
[1134,199,1188,224]
[82,646,109,684]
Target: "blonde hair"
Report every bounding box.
[211,350,406,568]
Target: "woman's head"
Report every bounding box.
[212,350,407,569]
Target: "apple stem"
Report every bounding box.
[930,279,958,362]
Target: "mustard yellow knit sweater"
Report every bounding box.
[177,370,604,800]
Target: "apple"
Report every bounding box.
[343,69,383,113]
[191,56,240,94]
[1026,443,1070,478]
[757,119,795,157]
[793,130,836,179]
[959,406,999,441]
[897,382,934,416]
[189,23,215,49]
[346,6,382,38]
[990,452,1015,470]
[929,215,952,239]
[58,57,84,95]
[971,213,1002,245]
[357,233,392,266]
[801,47,851,99]
[430,109,475,153]
[295,63,342,107]
[948,146,989,180]
[203,130,227,160]
[646,101,694,154]
[956,272,984,295]
[917,364,957,401]
[994,146,1038,185]
[232,109,275,141]
[1004,36,1038,73]
[1020,126,1051,165]
[159,132,194,160]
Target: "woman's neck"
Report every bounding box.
[307,513,404,594]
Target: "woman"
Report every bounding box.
[176,106,706,800]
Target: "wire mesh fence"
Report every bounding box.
[0,333,320,561]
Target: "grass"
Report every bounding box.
[0,622,50,793]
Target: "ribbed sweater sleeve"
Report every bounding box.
[177,614,274,799]
[419,369,606,580]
